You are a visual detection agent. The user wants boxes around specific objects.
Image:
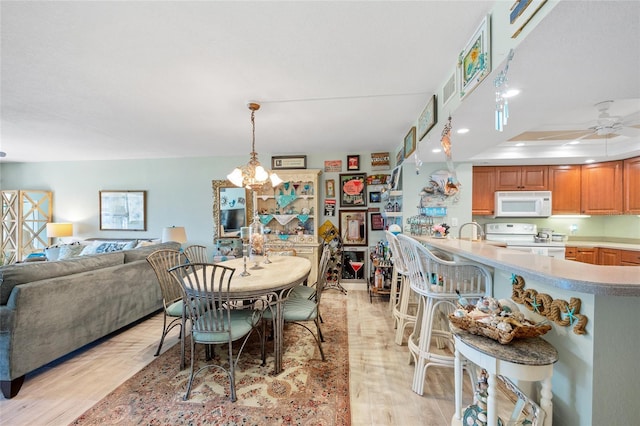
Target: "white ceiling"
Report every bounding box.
[1,1,639,166]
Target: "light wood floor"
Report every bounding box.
[1,286,478,425]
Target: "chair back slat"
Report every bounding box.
[169,262,236,335]
[184,245,208,263]
[146,249,185,309]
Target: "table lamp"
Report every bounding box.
[161,226,187,245]
[46,222,73,245]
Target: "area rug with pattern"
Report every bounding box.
[71,292,350,425]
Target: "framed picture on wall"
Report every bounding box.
[404,126,417,159]
[347,155,360,171]
[339,173,367,207]
[341,247,368,283]
[325,179,336,198]
[339,209,367,246]
[99,190,146,231]
[370,212,384,231]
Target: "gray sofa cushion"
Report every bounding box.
[123,242,181,263]
[0,252,125,305]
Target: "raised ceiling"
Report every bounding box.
[1,1,639,165]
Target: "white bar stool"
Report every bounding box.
[452,331,558,426]
[385,231,417,345]
[396,234,492,395]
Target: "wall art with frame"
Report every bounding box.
[339,209,367,246]
[99,190,146,231]
[417,94,437,141]
[404,126,417,159]
[370,212,384,231]
[341,246,368,283]
[339,173,367,207]
[347,154,360,171]
[458,14,491,99]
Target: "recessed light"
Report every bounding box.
[515,142,525,147]
[457,128,470,134]
[502,89,520,98]
[585,159,595,163]
[432,148,442,153]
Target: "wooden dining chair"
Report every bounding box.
[169,262,261,402]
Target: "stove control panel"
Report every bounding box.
[485,223,537,235]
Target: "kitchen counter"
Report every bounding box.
[413,236,639,296]
[564,240,640,251]
[411,234,640,425]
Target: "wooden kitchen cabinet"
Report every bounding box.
[623,156,640,214]
[565,246,577,261]
[580,160,623,215]
[620,250,640,266]
[576,247,598,264]
[598,248,621,266]
[472,167,495,216]
[494,166,548,191]
[549,165,581,214]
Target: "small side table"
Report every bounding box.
[452,331,558,426]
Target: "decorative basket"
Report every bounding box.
[448,314,552,345]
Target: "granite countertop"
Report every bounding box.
[412,236,640,296]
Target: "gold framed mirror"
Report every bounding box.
[212,180,253,242]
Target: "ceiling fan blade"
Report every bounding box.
[616,126,640,138]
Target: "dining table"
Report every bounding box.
[218,255,312,374]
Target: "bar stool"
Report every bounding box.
[453,331,558,426]
[396,234,492,395]
[385,231,417,345]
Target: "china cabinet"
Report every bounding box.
[254,169,322,283]
[1,190,52,264]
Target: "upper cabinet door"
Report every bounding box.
[623,156,640,214]
[581,160,623,215]
[495,166,548,190]
[549,165,581,214]
[472,167,495,216]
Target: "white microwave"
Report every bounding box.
[494,191,552,218]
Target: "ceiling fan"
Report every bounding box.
[509,100,640,143]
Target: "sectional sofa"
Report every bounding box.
[0,240,180,398]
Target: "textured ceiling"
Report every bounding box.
[1,1,639,165]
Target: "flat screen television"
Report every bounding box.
[220,208,245,233]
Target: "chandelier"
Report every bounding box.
[227,102,282,191]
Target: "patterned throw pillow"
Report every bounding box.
[58,244,86,260]
[80,241,135,256]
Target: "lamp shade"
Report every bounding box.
[46,223,73,238]
[162,226,187,244]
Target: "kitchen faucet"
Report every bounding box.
[458,222,485,241]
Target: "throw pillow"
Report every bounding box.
[58,244,86,260]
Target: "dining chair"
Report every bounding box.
[168,262,261,402]
[261,247,330,365]
[396,234,492,395]
[290,244,330,301]
[183,244,208,263]
[146,249,187,368]
[385,231,417,345]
